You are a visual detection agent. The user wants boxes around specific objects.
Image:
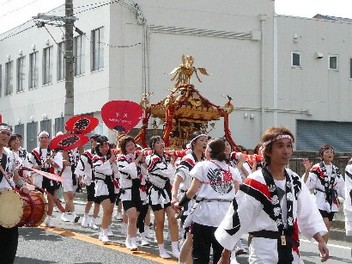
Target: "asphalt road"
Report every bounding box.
[14,199,352,264]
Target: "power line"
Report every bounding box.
[83,32,141,48]
[0,23,35,42]
[0,0,38,18]
[0,0,13,7]
[73,0,119,16]
[0,0,141,43]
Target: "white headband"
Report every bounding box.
[38,131,50,138]
[189,133,208,146]
[0,124,11,132]
[262,134,293,147]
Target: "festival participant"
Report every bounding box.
[117,135,146,250]
[60,147,82,223]
[174,138,240,264]
[76,134,100,229]
[215,127,329,264]
[344,158,352,236]
[92,135,119,244]
[171,131,207,264]
[223,138,247,262]
[25,131,63,227]
[145,135,180,259]
[113,132,127,223]
[7,135,23,176]
[302,144,345,243]
[0,123,31,264]
[8,134,27,162]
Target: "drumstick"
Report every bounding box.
[35,186,65,213]
[21,176,66,213]
[0,164,15,189]
[22,167,63,182]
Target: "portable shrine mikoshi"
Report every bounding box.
[135,55,240,151]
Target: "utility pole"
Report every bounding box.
[64,0,75,122]
[33,0,77,123]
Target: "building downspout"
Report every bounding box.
[273,14,278,126]
[260,14,267,134]
[142,23,149,96]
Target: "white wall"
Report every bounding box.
[276,15,352,138]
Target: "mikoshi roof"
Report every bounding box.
[149,84,227,121]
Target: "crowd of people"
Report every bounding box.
[1,122,352,264]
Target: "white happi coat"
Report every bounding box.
[174,152,201,216]
[189,159,240,227]
[25,147,63,188]
[0,148,21,191]
[344,162,352,236]
[75,149,94,186]
[118,152,148,202]
[146,153,175,207]
[305,162,345,213]
[61,148,80,190]
[92,154,119,197]
[215,168,327,264]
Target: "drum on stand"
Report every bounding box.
[0,189,47,228]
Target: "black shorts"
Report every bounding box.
[150,202,171,212]
[42,177,60,195]
[319,210,335,221]
[86,182,97,202]
[95,194,116,204]
[122,200,142,212]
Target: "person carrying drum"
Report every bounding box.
[0,123,30,263]
[25,131,63,227]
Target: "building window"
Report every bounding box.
[91,27,104,71]
[291,52,301,67]
[40,119,52,135]
[5,60,13,96]
[26,121,38,152]
[14,124,24,139]
[17,56,26,92]
[0,64,2,97]
[54,117,64,134]
[329,55,338,70]
[57,42,66,81]
[43,46,53,84]
[350,58,352,79]
[74,34,85,75]
[29,51,39,89]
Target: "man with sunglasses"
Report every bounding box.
[0,123,30,263]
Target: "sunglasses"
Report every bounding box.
[0,130,11,136]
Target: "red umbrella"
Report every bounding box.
[50,133,89,151]
[65,115,99,134]
[101,100,143,132]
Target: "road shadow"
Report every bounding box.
[300,250,352,264]
[15,256,57,264]
[19,227,63,242]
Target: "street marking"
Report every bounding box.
[39,226,177,264]
[301,238,351,250]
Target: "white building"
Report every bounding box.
[0,0,352,152]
